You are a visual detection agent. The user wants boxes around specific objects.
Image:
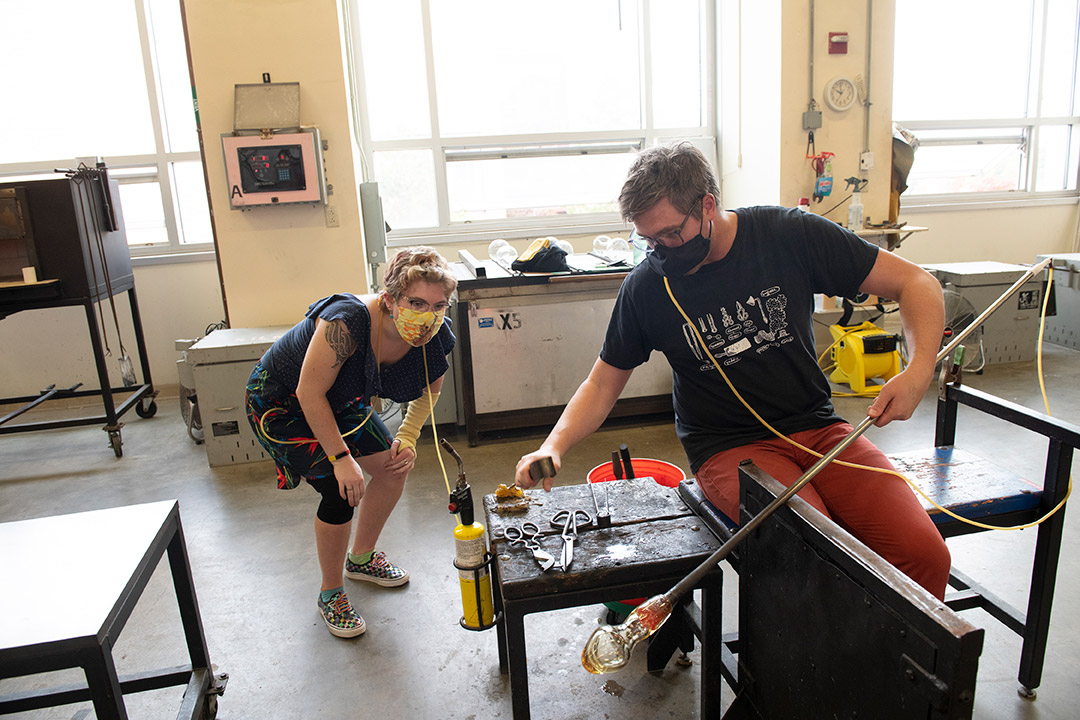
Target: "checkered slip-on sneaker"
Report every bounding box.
[344,550,410,587]
[317,591,366,638]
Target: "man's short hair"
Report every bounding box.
[618,142,721,223]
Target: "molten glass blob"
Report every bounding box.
[581,594,674,674]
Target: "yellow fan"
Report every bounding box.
[829,321,902,394]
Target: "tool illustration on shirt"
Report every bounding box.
[682,285,791,370]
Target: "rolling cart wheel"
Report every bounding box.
[135,399,158,418]
[109,431,123,457]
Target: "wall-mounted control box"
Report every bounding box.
[221,127,325,208]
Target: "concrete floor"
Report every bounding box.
[1,343,1078,719]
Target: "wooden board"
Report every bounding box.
[888,447,1042,521]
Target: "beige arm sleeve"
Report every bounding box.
[395,391,440,453]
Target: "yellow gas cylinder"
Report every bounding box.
[442,438,496,630]
[454,520,495,629]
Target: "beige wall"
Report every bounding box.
[183,0,369,328]
[777,0,894,223]
[894,203,1080,265]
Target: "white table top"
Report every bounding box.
[0,500,177,653]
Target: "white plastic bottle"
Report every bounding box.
[847,185,864,230]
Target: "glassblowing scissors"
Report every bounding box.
[504,521,556,572]
[550,509,592,572]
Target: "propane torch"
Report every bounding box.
[441,438,496,630]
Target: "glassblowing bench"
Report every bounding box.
[482,477,726,720]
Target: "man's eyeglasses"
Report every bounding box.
[629,196,704,250]
[401,296,451,313]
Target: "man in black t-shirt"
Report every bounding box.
[514,142,951,599]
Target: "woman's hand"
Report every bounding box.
[386,439,416,476]
[333,457,367,507]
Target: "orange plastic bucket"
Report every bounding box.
[587,457,685,488]
[589,458,687,613]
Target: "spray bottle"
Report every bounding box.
[813,152,835,202]
[845,176,865,231]
[441,439,496,630]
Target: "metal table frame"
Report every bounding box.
[0,287,157,456]
[490,561,724,720]
[930,382,1077,697]
[0,500,226,719]
[484,478,726,719]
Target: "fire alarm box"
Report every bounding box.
[221,127,325,208]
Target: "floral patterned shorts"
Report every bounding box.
[245,363,391,489]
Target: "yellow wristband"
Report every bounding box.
[327,449,351,462]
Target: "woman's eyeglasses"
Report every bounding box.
[401,296,451,313]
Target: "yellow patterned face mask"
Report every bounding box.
[393,304,445,346]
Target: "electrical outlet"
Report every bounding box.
[325,204,339,228]
[860,151,874,171]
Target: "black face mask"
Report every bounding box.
[646,217,712,277]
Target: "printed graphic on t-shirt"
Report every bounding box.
[683,285,792,371]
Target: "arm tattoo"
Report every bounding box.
[324,319,358,368]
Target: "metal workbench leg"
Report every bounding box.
[647,595,695,672]
[167,514,212,672]
[491,561,509,675]
[80,643,128,720]
[700,573,724,719]
[83,299,118,426]
[1017,440,1072,697]
[127,287,153,387]
[504,605,531,720]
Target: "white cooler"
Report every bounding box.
[186,326,290,467]
[923,261,1044,366]
[1038,253,1080,350]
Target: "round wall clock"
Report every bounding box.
[824,76,858,112]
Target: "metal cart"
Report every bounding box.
[0,286,157,457]
[0,174,157,456]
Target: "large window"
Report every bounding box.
[893,0,1080,202]
[345,0,716,243]
[0,0,212,256]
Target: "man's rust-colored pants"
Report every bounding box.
[695,421,951,600]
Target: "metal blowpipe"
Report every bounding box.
[581,257,1053,674]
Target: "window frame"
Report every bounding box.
[0,0,213,260]
[343,0,718,247]
[892,0,1080,209]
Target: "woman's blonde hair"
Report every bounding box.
[382,246,458,301]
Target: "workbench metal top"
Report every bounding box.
[452,253,632,294]
[185,325,291,364]
[483,477,721,601]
